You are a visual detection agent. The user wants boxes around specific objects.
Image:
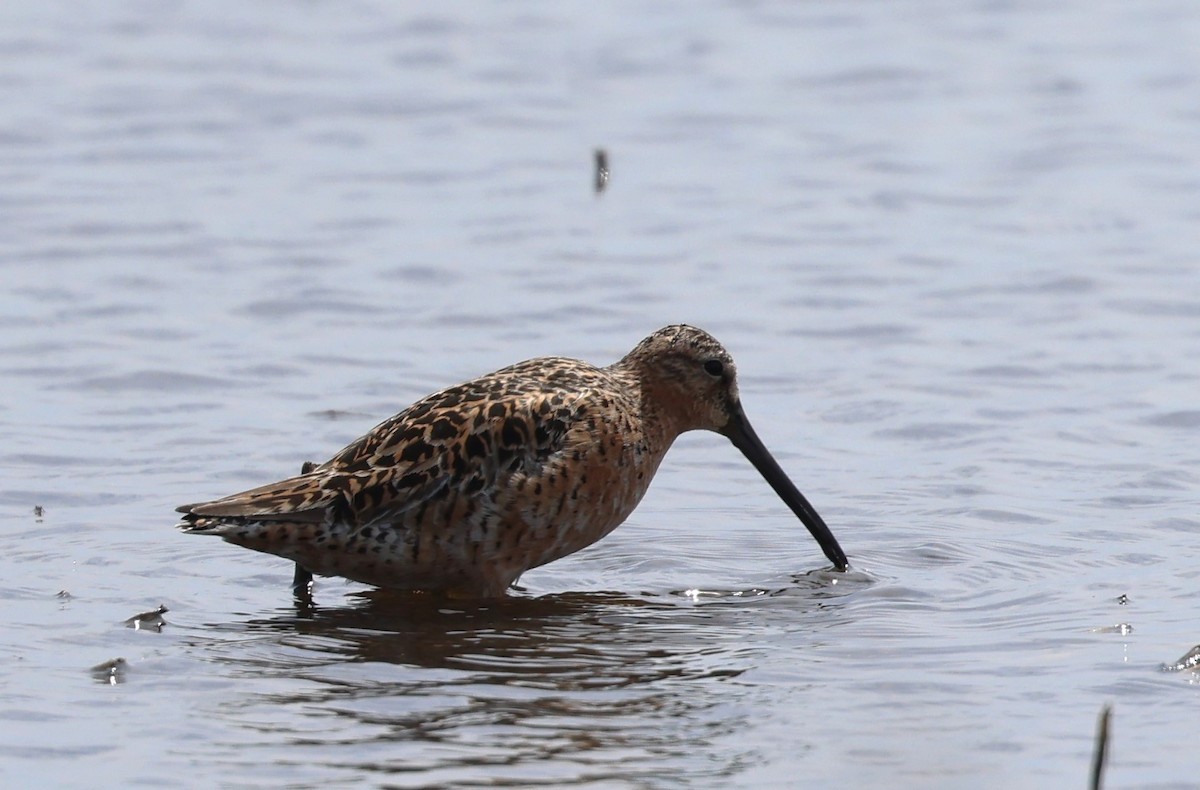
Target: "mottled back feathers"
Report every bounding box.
[179,358,614,532]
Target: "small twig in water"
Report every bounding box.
[1089,703,1112,790]
[594,148,609,194]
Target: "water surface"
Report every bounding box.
[2,2,1199,787]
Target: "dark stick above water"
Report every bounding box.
[594,148,609,194]
[1089,704,1112,790]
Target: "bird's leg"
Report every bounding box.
[291,461,317,598]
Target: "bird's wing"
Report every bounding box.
[178,368,594,527]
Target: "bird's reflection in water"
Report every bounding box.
[192,581,854,785]
[223,588,746,683]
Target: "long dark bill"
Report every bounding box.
[722,405,849,571]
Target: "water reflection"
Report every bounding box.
[674,566,873,604]
[189,586,843,785]
[240,589,720,680]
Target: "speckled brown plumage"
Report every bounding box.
[177,325,848,596]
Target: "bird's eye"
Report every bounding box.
[703,359,724,377]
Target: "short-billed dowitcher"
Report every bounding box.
[177,325,848,596]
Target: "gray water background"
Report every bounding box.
[2,2,1199,787]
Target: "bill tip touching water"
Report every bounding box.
[176,324,849,596]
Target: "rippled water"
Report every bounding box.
[3,2,1199,787]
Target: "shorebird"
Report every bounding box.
[177,325,848,596]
